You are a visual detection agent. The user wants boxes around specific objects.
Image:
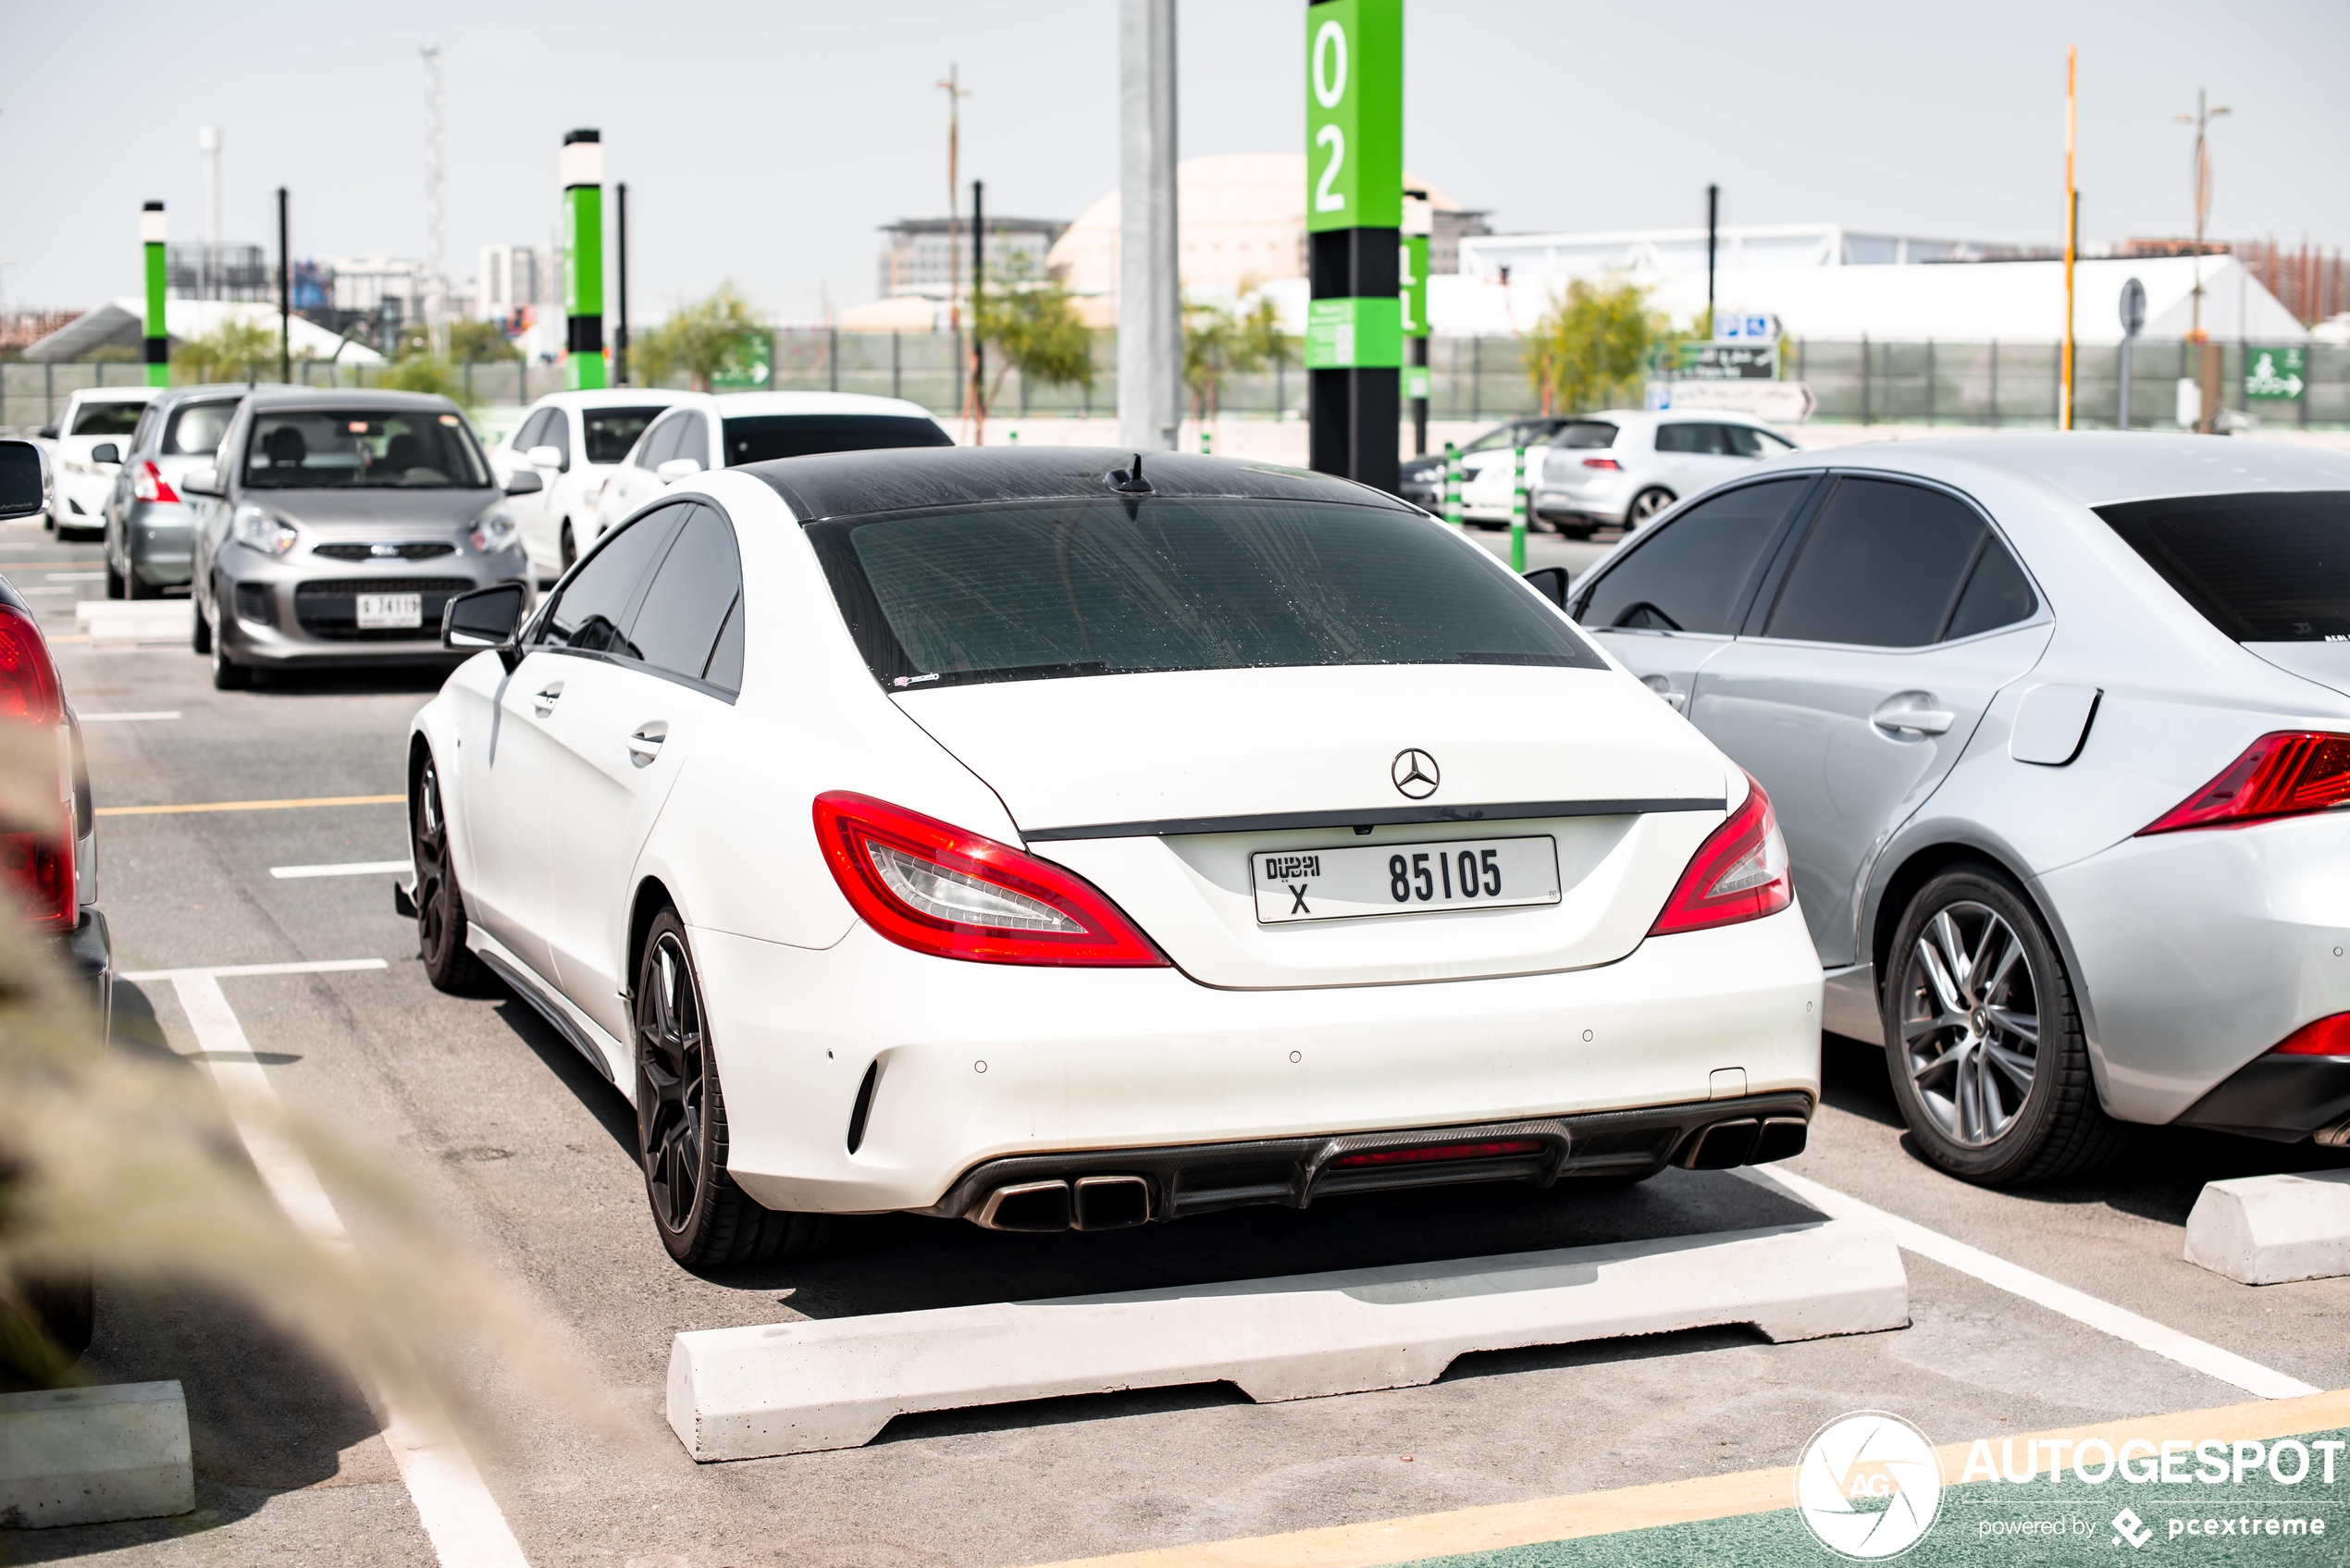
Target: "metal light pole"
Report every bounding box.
[970,178,986,443]
[198,126,221,303]
[2060,47,2076,431]
[615,181,630,386]
[937,66,971,358]
[2175,89,2231,343]
[2116,276,2145,429]
[1705,182,1718,338]
[1119,0,1181,452]
[277,187,291,384]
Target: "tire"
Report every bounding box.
[1881,866,2126,1185]
[105,559,125,599]
[636,909,835,1268]
[210,624,251,690]
[1625,488,1676,529]
[126,564,158,600]
[412,753,486,994]
[192,593,213,654]
[559,520,577,571]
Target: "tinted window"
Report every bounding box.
[703,596,746,693]
[1463,424,1533,454]
[722,414,952,466]
[1552,422,1618,450]
[130,405,159,452]
[1577,478,1808,635]
[1654,422,1723,455]
[2096,491,2350,642]
[1945,541,2038,640]
[629,506,744,684]
[70,401,145,437]
[584,406,668,464]
[1764,478,1985,647]
[541,505,687,655]
[241,408,489,489]
[669,413,710,469]
[163,400,237,457]
[1719,424,1794,458]
[513,410,550,451]
[637,414,686,469]
[810,498,1603,690]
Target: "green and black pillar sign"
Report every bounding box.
[142,202,168,388]
[1305,0,1403,493]
[562,130,607,391]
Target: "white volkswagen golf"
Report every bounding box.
[405,449,1821,1266]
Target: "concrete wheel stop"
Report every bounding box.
[0,1380,194,1528]
[2185,1170,2350,1285]
[668,1217,1908,1462]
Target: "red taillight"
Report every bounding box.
[1582,457,1623,470]
[1331,1138,1545,1169]
[2270,1014,2350,1056]
[131,460,179,504]
[2138,732,2350,835]
[1649,772,1793,937]
[0,605,75,931]
[813,791,1166,967]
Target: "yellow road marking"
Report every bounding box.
[1023,1389,2350,1568]
[97,793,405,818]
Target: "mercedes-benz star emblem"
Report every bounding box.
[1391,748,1441,800]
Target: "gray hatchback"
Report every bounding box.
[101,383,247,599]
[185,388,538,688]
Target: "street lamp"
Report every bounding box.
[2174,90,2231,342]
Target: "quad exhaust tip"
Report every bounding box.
[971,1175,1152,1232]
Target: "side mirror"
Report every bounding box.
[0,440,48,521]
[503,469,544,496]
[35,425,57,441]
[526,444,565,473]
[89,443,120,466]
[655,457,704,484]
[442,582,527,671]
[1523,565,1571,610]
[181,467,223,498]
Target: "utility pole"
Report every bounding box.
[198,126,221,303]
[615,181,630,386]
[420,45,446,352]
[1704,182,1718,338]
[2175,88,2230,430]
[277,186,291,384]
[970,179,987,443]
[142,203,168,389]
[937,66,971,363]
[2060,46,2076,431]
[1119,0,1181,453]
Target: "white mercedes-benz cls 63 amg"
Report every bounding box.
[403,449,1822,1266]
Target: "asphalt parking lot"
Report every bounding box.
[13,511,2350,1568]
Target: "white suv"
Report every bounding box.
[1517,409,1797,537]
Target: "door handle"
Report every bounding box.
[1872,694,1955,736]
[626,720,668,767]
[532,681,563,717]
[1640,673,1688,713]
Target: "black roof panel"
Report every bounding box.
[743,446,1416,522]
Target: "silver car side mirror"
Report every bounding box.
[503,469,544,497]
[0,440,47,520]
[655,457,704,483]
[181,467,224,498]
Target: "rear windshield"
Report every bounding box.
[69,401,145,437]
[1552,421,1618,450]
[2096,491,2350,642]
[724,414,951,466]
[585,405,668,464]
[809,497,1605,690]
[163,399,238,457]
[242,409,489,489]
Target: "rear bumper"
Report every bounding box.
[2176,1055,2350,1142]
[122,504,193,585]
[48,908,111,1040]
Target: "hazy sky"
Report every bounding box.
[4,0,2344,323]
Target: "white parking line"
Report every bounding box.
[138,960,530,1568]
[79,710,180,722]
[44,571,104,581]
[1753,1166,2319,1400]
[270,860,412,880]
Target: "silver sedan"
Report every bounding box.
[1568,432,2350,1183]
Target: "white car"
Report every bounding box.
[589,390,949,542]
[1483,409,1798,537]
[489,389,681,580]
[405,448,1821,1266]
[1573,434,2350,1183]
[41,388,157,540]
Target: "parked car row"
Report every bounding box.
[1401,410,1797,537]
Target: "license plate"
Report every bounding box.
[356,592,423,630]
[1251,836,1562,924]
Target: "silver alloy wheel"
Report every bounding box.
[1627,488,1673,526]
[1899,901,2040,1147]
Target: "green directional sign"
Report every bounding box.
[1401,233,1429,338]
[1304,0,1402,234]
[2245,346,2307,402]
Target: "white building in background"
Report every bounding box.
[317,256,430,324]
[477,244,545,320]
[1456,223,2049,286]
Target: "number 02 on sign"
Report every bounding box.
[1253,836,1562,924]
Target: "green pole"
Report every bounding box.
[562,130,607,390]
[1509,443,1527,571]
[142,202,169,388]
[1441,440,1461,526]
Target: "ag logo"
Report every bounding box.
[1793,1412,1941,1560]
[1391,748,1440,799]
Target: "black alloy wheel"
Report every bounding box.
[1882,866,2125,1185]
[635,909,833,1268]
[412,755,483,993]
